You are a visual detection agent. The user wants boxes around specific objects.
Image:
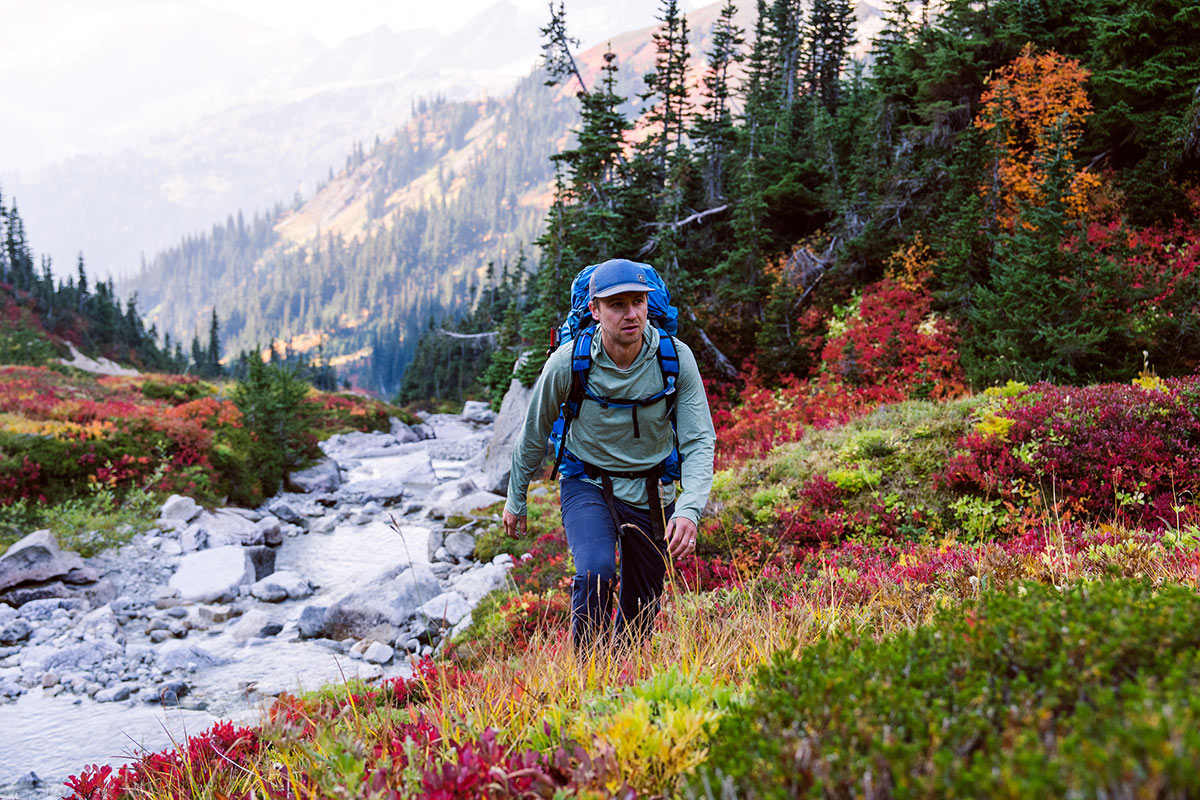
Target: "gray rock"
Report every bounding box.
[419,591,472,627]
[267,500,304,525]
[153,679,189,706]
[16,597,86,621]
[461,400,496,424]
[179,524,207,552]
[197,604,235,624]
[286,457,342,493]
[411,423,435,440]
[159,495,201,523]
[157,641,228,671]
[259,622,284,637]
[21,639,123,677]
[0,530,85,592]
[0,603,16,626]
[14,772,41,791]
[249,582,287,602]
[426,530,444,561]
[480,379,533,493]
[224,507,263,522]
[296,605,327,639]
[249,570,311,602]
[425,432,491,462]
[0,674,24,698]
[338,476,407,505]
[451,562,509,605]
[319,431,401,461]
[193,510,263,548]
[390,418,421,444]
[322,563,440,640]
[95,684,134,703]
[168,546,256,603]
[62,566,100,585]
[451,612,474,638]
[246,546,276,581]
[443,531,476,560]
[363,641,394,664]
[444,491,506,517]
[256,517,283,546]
[309,515,338,534]
[357,663,384,681]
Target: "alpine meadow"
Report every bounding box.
[1,0,1200,798]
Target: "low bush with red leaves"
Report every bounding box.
[941,378,1200,530]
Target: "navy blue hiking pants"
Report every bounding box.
[559,477,673,650]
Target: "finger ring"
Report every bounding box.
[689,539,696,546]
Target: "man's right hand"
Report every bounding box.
[503,509,527,539]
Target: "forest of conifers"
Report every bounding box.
[401,0,1200,405]
[9,0,1197,405]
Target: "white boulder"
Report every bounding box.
[168,546,256,603]
[420,592,472,627]
[159,495,201,523]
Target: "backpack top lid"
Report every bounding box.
[558,259,679,344]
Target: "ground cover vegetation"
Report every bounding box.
[62,368,1200,796]
[0,363,397,554]
[58,0,1200,795]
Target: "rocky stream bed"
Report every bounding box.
[0,393,532,799]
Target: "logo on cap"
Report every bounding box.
[637,273,647,284]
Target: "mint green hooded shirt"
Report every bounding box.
[504,326,716,524]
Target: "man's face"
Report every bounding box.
[589,291,649,348]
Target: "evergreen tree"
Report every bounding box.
[207,309,222,377]
[805,0,856,114]
[695,0,745,205]
[965,122,1135,383]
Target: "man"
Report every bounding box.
[502,258,716,649]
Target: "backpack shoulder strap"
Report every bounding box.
[655,329,679,421]
[550,327,595,481]
[566,327,594,420]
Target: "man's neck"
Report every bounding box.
[601,329,643,369]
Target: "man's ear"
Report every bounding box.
[588,300,600,321]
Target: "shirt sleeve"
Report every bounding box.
[504,346,573,517]
[670,341,716,525]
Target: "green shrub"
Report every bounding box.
[140,378,214,404]
[0,326,63,365]
[1,478,160,556]
[229,360,316,499]
[700,580,1200,798]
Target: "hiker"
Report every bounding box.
[502,258,716,650]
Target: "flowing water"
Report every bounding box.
[2,493,436,797]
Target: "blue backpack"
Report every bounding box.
[547,260,682,489]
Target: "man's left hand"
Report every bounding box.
[665,516,698,560]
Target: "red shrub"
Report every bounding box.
[714,278,966,469]
[941,379,1200,529]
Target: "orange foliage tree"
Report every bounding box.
[975,43,1100,229]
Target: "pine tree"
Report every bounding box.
[805,0,856,114]
[207,309,222,377]
[641,0,693,169]
[695,0,745,205]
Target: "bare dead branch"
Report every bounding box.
[438,329,499,344]
[643,204,729,229]
[687,311,739,380]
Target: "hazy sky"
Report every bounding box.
[192,0,552,46]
